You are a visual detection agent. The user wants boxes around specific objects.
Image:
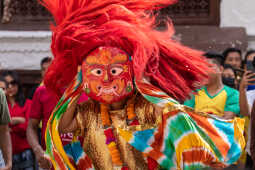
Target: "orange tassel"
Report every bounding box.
[100,99,137,168]
[101,104,111,126]
[127,103,136,120]
[108,142,123,166]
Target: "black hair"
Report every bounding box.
[40,57,52,67]
[222,48,242,61]
[204,52,224,66]
[1,70,25,107]
[244,50,255,64]
[223,64,237,77]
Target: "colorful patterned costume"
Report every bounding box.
[41,0,245,169]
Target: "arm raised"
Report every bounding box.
[58,95,81,134]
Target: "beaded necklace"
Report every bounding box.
[100,96,158,170]
[100,98,139,170]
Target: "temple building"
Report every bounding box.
[0,0,254,92]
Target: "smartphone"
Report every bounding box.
[246,59,255,84]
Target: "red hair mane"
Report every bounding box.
[42,0,210,101]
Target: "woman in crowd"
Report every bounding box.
[223,48,243,87]
[244,50,255,91]
[222,64,237,89]
[2,71,35,170]
[244,50,255,66]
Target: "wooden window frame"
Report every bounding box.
[160,0,221,26]
[178,0,220,25]
[0,0,220,30]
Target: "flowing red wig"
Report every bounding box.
[42,0,210,101]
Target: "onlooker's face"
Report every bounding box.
[246,52,255,62]
[222,68,235,79]
[224,52,242,69]
[222,68,236,88]
[0,81,7,94]
[41,61,51,78]
[5,75,18,97]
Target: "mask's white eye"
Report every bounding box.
[110,67,123,76]
[91,68,103,76]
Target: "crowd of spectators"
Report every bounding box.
[222,48,255,170]
[185,48,255,170]
[0,47,254,170]
[0,57,53,170]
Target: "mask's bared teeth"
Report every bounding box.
[96,87,119,96]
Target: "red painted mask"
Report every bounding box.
[81,47,134,104]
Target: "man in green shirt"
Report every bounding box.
[0,88,12,170]
[184,52,240,119]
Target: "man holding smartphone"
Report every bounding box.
[242,50,255,169]
[245,50,255,89]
